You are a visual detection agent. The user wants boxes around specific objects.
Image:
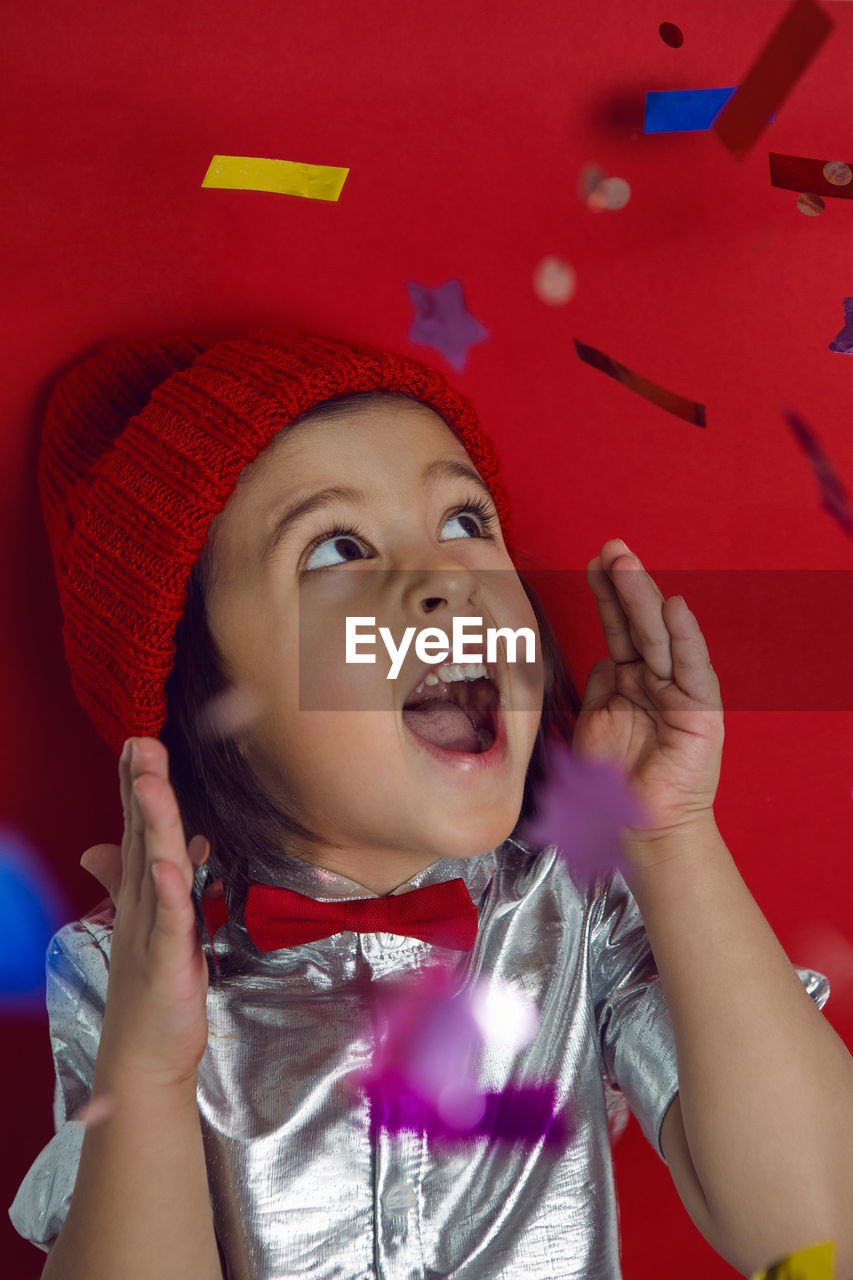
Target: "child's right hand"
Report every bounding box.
[86,737,215,1092]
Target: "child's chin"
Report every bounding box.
[428,817,519,861]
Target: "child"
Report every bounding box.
[8,330,852,1279]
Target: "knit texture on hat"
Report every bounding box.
[38,329,510,757]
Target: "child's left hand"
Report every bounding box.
[572,539,724,850]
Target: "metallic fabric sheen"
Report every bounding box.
[9,839,830,1278]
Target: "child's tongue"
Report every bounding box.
[403,701,481,753]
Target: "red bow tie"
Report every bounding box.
[201,877,478,952]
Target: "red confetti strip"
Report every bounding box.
[769,152,853,200]
[714,0,834,161]
[574,339,707,426]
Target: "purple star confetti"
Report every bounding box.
[781,406,853,536]
[828,298,853,353]
[519,742,652,885]
[351,964,571,1151]
[405,279,489,372]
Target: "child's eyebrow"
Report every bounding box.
[260,457,492,563]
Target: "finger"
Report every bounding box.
[587,545,673,679]
[133,771,195,901]
[119,739,141,898]
[666,597,724,712]
[125,737,171,903]
[149,857,203,960]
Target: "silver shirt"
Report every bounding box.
[9,838,829,1278]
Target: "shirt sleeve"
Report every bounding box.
[7,904,112,1253]
[586,870,831,1162]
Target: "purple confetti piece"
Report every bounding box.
[405,279,489,372]
[354,965,570,1151]
[365,1076,572,1150]
[519,742,652,884]
[828,298,853,353]
[782,406,853,536]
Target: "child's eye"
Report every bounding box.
[440,496,498,541]
[300,491,494,573]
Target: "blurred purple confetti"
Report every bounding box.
[353,965,571,1151]
[519,742,653,884]
[781,406,853,535]
[405,279,489,372]
[828,298,853,353]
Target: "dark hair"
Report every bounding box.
[160,394,582,980]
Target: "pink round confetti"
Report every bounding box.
[796,192,825,217]
[588,176,632,212]
[71,1095,115,1128]
[197,683,263,742]
[823,160,852,187]
[533,256,576,306]
[436,1079,488,1130]
[470,977,539,1053]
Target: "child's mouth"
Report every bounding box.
[402,664,500,755]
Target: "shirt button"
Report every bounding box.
[376,931,404,950]
[383,1181,416,1215]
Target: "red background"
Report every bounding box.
[3,1,853,1276]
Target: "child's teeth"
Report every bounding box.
[433,662,489,683]
[410,663,490,694]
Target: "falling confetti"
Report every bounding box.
[201,155,349,201]
[533,256,576,305]
[781,405,853,535]
[578,163,606,202]
[70,1095,115,1130]
[587,176,631,211]
[750,1240,835,1280]
[197,683,264,743]
[519,742,652,885]
[658,22,684,48]
[770,152,853,201]
[645,87,755,133]
[574,338,707,426]
[352,965,571,1150]
[796,192,825,216]
[828,297,853,352]
[405,279,489,373]
[713,0,835,161]
[0,827,71,1011]
[823,159,852,186]
[794,921,853,1005]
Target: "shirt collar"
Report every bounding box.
[240,845,500,905]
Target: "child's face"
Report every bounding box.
[205,396,544,894]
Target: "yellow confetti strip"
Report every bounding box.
[201,155,349,201]
[751,1240,835,1280]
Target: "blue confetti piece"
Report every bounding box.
[0,826,71,1010]
[644,87,775,134]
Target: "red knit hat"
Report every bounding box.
[38,329,510,758]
